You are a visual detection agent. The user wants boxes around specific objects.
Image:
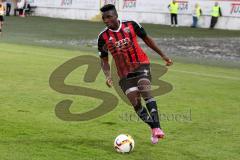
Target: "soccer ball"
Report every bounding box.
[114,134,135,153]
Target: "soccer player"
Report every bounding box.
[97,4,173,144]
[0,1,5,34]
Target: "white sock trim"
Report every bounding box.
[137,78,150,84]
[145,98,155,104]
[125,87,139,95]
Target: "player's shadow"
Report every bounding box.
[101,121,117,126]
[2,137,113,153]
[70,138,114,153]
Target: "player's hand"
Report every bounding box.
[106,77,113,88]
[162,56,173,66]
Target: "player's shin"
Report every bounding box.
[138,79,161,129]
[145,98,161,129]
[134,103,154,128]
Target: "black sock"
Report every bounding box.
[145,98,161,129]
[134,104,154,128]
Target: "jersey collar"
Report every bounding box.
[109,19,122,32]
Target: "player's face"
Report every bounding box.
[102,10,119,30]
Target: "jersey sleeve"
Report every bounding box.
[219,7,222,16]
[97,34,108,58]
[131,20,147,38]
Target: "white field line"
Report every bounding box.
[170,69,240,81]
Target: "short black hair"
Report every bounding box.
[100,4,117,13]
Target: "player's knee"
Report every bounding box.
[137,78,151,91]
[126,91,141,107]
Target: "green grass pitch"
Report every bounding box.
[0,17,240,160]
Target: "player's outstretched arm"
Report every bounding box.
[142,35,173,66]
[101,57,113,87]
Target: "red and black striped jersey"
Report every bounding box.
[98,19,150,79]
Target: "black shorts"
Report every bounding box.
[119,64,152,94]
[0,16,4,22]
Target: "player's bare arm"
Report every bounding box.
[142,35,173,66]
[101,56,113,87]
